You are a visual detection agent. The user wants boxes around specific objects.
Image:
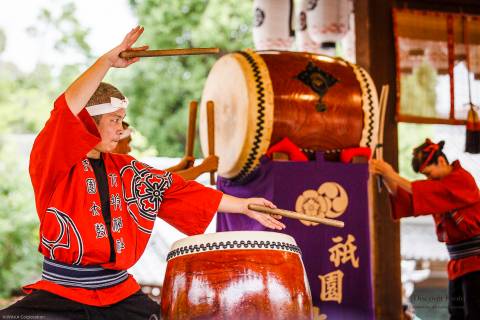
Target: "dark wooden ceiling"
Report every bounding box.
[396,0,480,14]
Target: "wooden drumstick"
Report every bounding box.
[376,84,389,162]
[185,101,198,168]
[206,101,216,185]
[248,204,344,228]
[119,48,220,59]
[375,85,389,192]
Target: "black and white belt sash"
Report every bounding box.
[42,258,128,289]
[447,236,480,260]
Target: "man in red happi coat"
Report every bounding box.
[0,26,285,320]
[371,139,480,320]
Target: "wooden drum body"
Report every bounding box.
[160,231,312,320]
[199,50,379,180]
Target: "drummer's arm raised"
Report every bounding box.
[65,27,145,115]
[218,194,286,230]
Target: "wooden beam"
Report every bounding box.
[355,0,403,319]
[399,0,480,14]
[397,114,467,125]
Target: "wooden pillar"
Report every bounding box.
[354,0,402,319]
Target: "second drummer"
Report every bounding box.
[0,26,285,320]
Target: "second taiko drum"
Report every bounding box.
[161,231,313,320]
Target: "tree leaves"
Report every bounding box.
[0,142,42,298]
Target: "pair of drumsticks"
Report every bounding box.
[120,48,344,229]
[164,99,215,183]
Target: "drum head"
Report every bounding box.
[199,51,274,179]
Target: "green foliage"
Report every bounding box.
[398,123,434,181]
[121,0,254,156]
[0,27,45,297]
[0,63,54,134]
[398,63,438,180]
[400,62,438,117]
[0,29,5,55]
[0,141,42,297]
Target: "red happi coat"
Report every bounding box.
[391,161,480,280]
[24,94,223,306]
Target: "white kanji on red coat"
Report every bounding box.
[82,159,92,172]
[112,217,123,233]
[116,238,125,254]
[108,173,118,187]
[86,178,96,194]
[94,223,107,239]
[111,194,121,211]
[89,202,101,216]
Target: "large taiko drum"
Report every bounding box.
[160,231,312,320]
[199,50,379,180]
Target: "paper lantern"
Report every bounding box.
[306,0,351,45]
[296,0,322,53]
[253,0,294,50]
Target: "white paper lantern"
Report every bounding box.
[296,0,321,53]
[253,0,294,50]
[306,0,351,45]
[340,11,356,62]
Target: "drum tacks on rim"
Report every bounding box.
[199,50,379,180]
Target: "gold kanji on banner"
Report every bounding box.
[319,269,344,304]
[328,234,360,268]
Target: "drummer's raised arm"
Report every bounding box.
[218,194,286,230]
[65,26,146,115]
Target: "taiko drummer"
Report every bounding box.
[0,26,285,320]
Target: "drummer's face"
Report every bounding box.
[94,109,127,152]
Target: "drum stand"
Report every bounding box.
[165,100,218,183]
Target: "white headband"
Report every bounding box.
[86,97,129,116]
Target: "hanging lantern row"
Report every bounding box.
[252,0,353,53]
[397,38,480,77]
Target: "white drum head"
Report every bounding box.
[200,51,274,179]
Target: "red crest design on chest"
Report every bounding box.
[120,160,172,234]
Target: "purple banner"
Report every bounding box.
[217,154,374,319]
